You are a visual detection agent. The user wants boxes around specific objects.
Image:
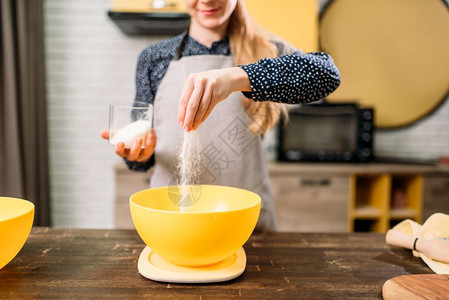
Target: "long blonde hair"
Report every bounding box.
[228,0,289,135]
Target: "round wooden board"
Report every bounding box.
[383,274,449,300]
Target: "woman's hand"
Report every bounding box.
[100,128,157,163]
[178,67,251,132]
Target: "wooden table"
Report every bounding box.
[0,228,432,299]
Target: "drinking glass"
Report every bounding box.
[109,104,153,149]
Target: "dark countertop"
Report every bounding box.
[0,228,432,299]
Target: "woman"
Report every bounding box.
[101,0,341,231]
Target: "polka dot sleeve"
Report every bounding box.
[240,51,341,103]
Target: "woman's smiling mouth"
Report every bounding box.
[198,8,220,16]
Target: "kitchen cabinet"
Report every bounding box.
[423,174,449,220]
[270,174,348,232]
[0,228,432,298]
[267,163,449,233]
[114,165,152,229]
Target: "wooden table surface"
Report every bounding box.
[0,228,432,299]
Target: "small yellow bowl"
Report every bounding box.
[130,185,261,267]
[0,197,34,269]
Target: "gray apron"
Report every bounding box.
[150,47,277,231]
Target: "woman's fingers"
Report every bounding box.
[114,139,141,160]
[106,126,156,163]
[100,129,110,140]
[178,75,195,127]
[127,137,143,161]
[137,129,157,162]
[111,130,156,163]
[183,77,206,131]
[192,81,214,130]
[115,142,126,157]
[201,100,216,124]
[179,68,243,131]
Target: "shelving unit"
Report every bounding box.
[267,163,436,233]
[349,173,423,233]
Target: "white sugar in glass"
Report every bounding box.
[109,104,153,149]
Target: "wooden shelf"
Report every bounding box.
[354,206,382,219]
[349,173,423,233]
[389,207,419,220]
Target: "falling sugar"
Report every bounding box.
[177,130,201,210]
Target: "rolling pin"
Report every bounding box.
[385,229,449,264]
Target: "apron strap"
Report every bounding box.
[173,33,189,61]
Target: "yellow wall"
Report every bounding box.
[245,0,318,52]
[320,0,449,128]
[111,0,186,12]
[111,0,319,52]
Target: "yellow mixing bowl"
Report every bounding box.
[130,185,261,267]
[0,197,34,269]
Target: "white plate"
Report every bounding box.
[138,246,246,283]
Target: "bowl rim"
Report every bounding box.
[0,197,35,223]
[129,184,261,214]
